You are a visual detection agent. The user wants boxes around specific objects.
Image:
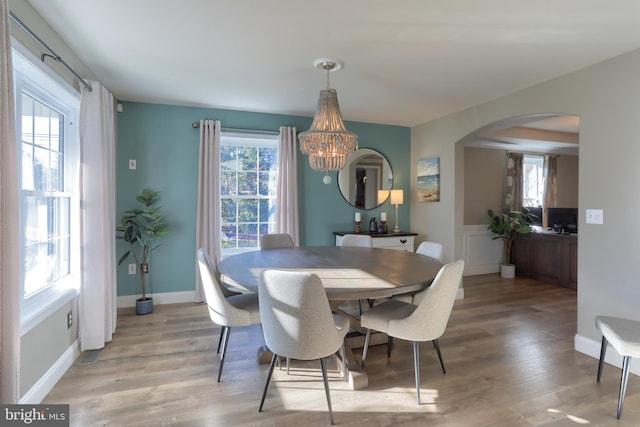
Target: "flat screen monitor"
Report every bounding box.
[547,208,578,233]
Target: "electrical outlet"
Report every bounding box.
[128,263,136,274]
[67,310,72,329]
[128,159,136,170]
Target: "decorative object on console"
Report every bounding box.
[298,59,358,184]
[380,212,387,233]
[417,156,440,202]
[391,189,404,232]
[355,212,361,233]
[369,217,378,233]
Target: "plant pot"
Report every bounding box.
[500,264,516,279]
[136,297,153,315]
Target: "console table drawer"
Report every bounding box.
[334,233,416,252]
[373,236,415,252]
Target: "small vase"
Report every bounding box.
[500,264,516,279]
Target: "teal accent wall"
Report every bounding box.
[116,101,410,296]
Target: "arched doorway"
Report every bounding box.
[456,113,579,280]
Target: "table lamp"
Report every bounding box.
[390,189,404,232]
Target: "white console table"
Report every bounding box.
[334,231,417,252]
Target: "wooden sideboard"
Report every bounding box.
[333,231,417,252]
[512,231,577,289]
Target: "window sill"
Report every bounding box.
[21,278,79,336]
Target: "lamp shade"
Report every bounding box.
[378,190,390,204]
[390,189,404,205]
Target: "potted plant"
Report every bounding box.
[487,208,533,278]
[117,189,169,314]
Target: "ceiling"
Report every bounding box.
[22,1,640,136]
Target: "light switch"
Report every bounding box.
[129,159,136,170]
[586,209,603,224]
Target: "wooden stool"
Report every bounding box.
[595,316,640,419]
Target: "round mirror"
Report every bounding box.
[337,148,393,209]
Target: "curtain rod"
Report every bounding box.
[9,11,92,92]
[191,122,279,134]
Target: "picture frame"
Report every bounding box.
[417,156,440,202]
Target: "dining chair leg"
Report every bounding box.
[217,327,231,382]
[413,341,421,405]
[217,326,226,354]
[359,299,364,316]
[617,356,631,419]
[387,336,393,358]
[361,329,371,367]
[432,339,446,374]
[320,357,335,425]
[339,342,348,382]
[597,335,607,382]
[259,353,278,412]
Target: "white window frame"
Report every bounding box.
[13,43,81,334]
[522,154,545,208]
[220,132,278,257]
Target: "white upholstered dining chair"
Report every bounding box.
[197,248,261,382]
[361,259,464,404]
[416,241,444,262]
[338,234,373,247]
[392,240,444,305]
[260,233,295,249]
[258,270,349,425]
[338,234,374,314]
[595,315,640,419]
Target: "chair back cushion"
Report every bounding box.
[259,270,348,360]
[388,259,464,341]
[260,233,295,250]
[339,234,373,247]
[197,248,252,326]
[416,241,444,262]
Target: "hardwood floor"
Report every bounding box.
[44,274,640,426]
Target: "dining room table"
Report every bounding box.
[217,245,444,389]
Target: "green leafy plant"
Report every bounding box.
[116,189,168,301]
[487,208,533,265]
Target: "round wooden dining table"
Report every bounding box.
[217,245,444,390]
[217,245,443,301]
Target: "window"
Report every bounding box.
[13,46,80,328]
[522,154,544,207]
[220,133,278,254]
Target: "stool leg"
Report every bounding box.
[361,329,371,367]
[597,336,607,382]
[617,356,631,419]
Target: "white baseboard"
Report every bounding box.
[20,338,81,404]
[575,333,640,376]
[117,290,197,308]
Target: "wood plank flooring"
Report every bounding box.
[43,274,640,426]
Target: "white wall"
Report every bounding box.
[410,48,640,358]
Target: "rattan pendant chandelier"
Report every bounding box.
[298,59,358,184]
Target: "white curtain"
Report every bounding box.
[195,120,221,302]
[543,155,558,229]
[0,0,21,403]
[79,81,117,350]
[276,126,299,245]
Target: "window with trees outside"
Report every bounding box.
[13,46,80,325]
[523,154,544,207]
[220,133,278,255]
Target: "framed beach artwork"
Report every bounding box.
[417,156,440,202]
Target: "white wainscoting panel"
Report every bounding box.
[463,225,502,276]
